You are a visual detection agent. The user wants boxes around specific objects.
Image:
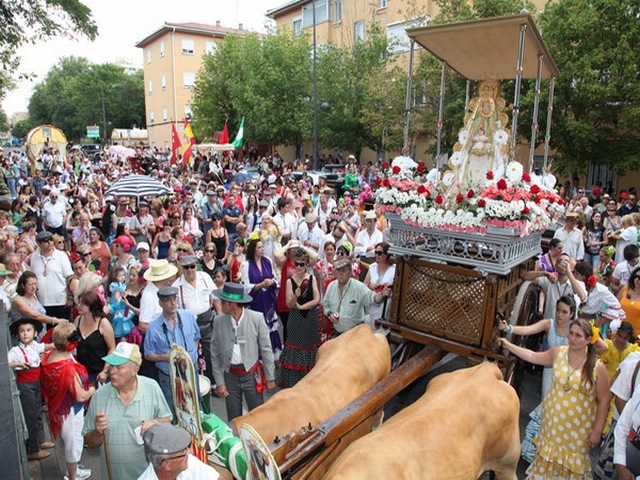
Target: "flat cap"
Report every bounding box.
[180,255,198,267]
[333,258,351,271]
[143,423,191,455]
[157,286,179,299]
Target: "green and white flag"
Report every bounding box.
[232,117,245,148]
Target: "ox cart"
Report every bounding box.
[209,13,560,479]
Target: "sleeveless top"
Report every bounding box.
[157,239,171,259]
[10,295,46,323]
[541,319,569,396]
[539,254,555,273]
[291,275,314,313]
[76,317,109,375]
[210,235,227,260]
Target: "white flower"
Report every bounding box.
[458,130,469,145]
[450,152,462,168]
[505,162,524,183]
[494,130,509,144]
[442,172,456,187]
[542,173,557,190]
[426,168,441,183]
[391,155,418,172]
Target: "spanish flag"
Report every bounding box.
[181,117,196,168]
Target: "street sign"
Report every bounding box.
[86,125,100,138]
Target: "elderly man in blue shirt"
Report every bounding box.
[143,286,201,417]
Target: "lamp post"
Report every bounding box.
[99,83,108,144]
[312,0,319,170]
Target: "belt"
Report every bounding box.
[196,310,213,325]
[229,363,257,376]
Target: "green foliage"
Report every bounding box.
[0,0,97,99]
[11,118,34,139]
[0,108,8,131]
[27,57,145,141]
[192,31,313,147]
[534,0,640,175]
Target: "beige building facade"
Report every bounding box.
[135,22,248,150]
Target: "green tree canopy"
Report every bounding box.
[0,0,97,99]
[11,118,34,139]
[28,57,145,141]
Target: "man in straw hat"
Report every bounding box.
[144,286,201,417]
[138,259,179,335]
[83,342,172,480]
[321,259,391,334]
[139,423,219,479]
[553,211,584,262]
[210,282,276,421]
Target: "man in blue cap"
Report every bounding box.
[144,286,201,417]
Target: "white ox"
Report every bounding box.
[324,362,520,480]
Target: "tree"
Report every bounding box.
[11,118,34,139]
[0,108,8,131]
[532,0,640,175]
[192,31,313,149]
[27,57,145,141]
[0,0,97,99]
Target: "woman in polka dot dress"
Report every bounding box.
[500,318,610,479]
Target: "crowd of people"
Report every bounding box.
[5,144,640,479]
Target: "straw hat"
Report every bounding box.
[143,259,178,282]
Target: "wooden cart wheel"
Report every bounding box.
[504,281,542,397]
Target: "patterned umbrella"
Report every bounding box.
[105,174,171,199]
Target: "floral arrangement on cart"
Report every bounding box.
[375,80,564,237]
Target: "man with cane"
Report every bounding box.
[83,342,172,480]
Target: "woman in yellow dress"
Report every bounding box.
[500,319,610,479]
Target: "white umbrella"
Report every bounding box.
[105,174,171,199]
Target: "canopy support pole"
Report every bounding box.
[402,40,415,157]
[543,77,556,170]
[464,79,471,110]
[528,53,544,172]
[436,62,446,159]
[510,23,527,162]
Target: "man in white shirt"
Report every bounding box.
[355,211,384,260]
[297,213,325,253]
[553,212,585,261]
[611,244,640,296]
[273,198,297,243]
[138,260,179,335]
[30,230,73,320]
[172,255,215,383]
[41,189,67,237]
[139,423,219,480]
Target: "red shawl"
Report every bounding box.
[40,352,89,439]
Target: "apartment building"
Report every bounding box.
[135,22,248,149]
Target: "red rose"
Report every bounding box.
[478,199,486,208]
[497,179,507,190]
[382,178,390,188]
[382,162,389,170]
[374,178,382,187]
[522,172,531,182]
[467,189,475,198]
[417,185,427,194]
[417,163,425,173]
[530,184,540,194]
[533,195,541,204]
[456,193,464,204]
[522,206,530,214]
[486,171,494,180]
[558,198,565,206]
[435,195,444,205]
[392,166,401,175]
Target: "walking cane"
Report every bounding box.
[103,429,114,480]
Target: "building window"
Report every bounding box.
[303,0,328,28]
[183,72,195,88]
[378,0,387,8]
[148,80,153,94]
[146,49,151,64]
[161,74,166,90]
[354,20,365,43]
[182,38,194,55]
[205,41,218,54]
[293,17,302,35]
[387,18,430,54]
[160,41,165,57]
[149,111,154,124]
[162,107,167,122]
[184,105,193,118]
[333,0,342,23]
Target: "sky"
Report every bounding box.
[2,0,285,116]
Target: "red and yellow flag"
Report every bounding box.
[181,117,196,168]
[170,122,182,165]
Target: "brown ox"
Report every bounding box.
[232,324,391,446]
[324,362,520,480]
